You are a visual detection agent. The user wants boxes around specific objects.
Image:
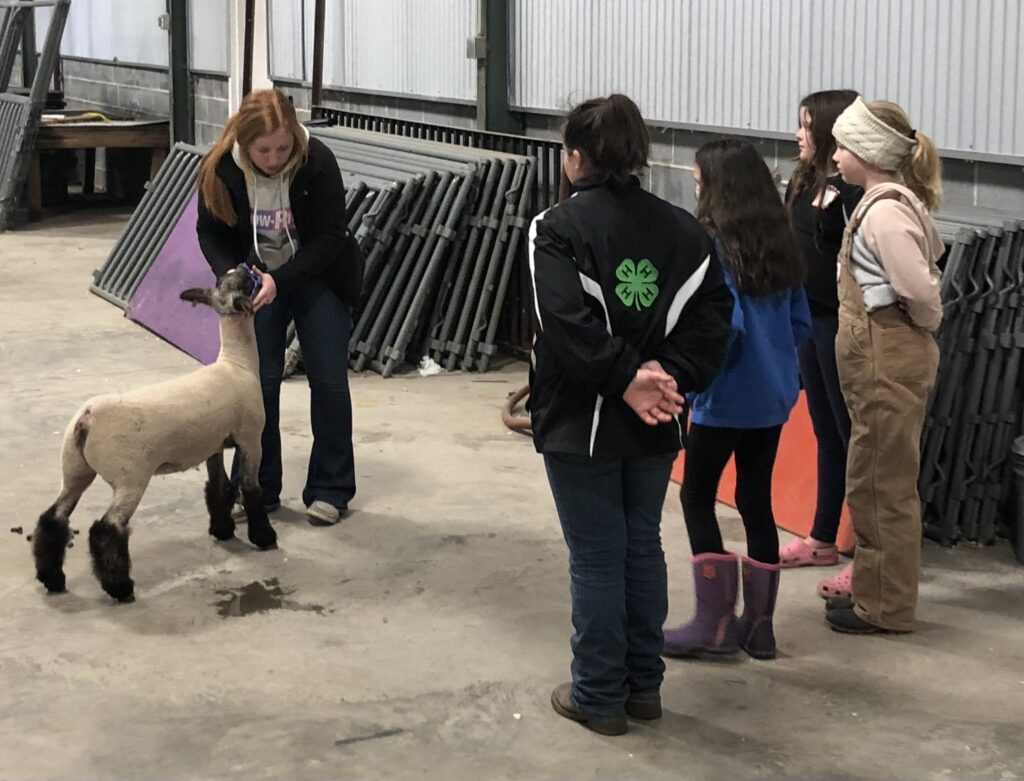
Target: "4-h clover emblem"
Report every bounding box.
[615,258,660,311]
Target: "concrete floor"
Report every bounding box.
[2,209,1023,781]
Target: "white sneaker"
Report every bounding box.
[231,501,280,522]
[306,500,345,526]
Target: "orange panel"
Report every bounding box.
[671,392,855,553]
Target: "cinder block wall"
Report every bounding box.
[49,59,228,187]
[49,61,1023,216]
[274,84,1024,218]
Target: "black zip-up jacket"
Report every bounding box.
[787,175,862,316]
[196,136,362,311]
[528,175,733,459]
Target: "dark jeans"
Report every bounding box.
[681,423,782,564]
[233,279,356,510]
[543,452,675,718]
[797,312,851,544]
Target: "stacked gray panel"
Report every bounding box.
[92,127,538,377]
[308,126,536,377]
[920,212,1024,552]
[0,0,70,230]
[90,143,205,307]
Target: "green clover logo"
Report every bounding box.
[615,258,660,310]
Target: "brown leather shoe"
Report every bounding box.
[550,683,627,736]
[625,690,662,720]
[826,607,911,634]
[825,596,854,611]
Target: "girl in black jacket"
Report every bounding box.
[531,94,732,736]
[196,89,360,527]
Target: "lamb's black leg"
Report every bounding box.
[89,516,134,602]
[205,452,236,542]
[237,447,277,551]
[33,475,92,594]
[89,487,144,603]
[33,504,71,594]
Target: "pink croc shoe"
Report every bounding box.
[779,537,839,568]
[817,563,853,600]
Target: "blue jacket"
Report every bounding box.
[687,260,811,429]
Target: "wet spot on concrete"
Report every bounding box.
[214,578,329,618]
[335,728,405,747]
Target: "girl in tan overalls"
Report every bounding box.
[825,98,944,634]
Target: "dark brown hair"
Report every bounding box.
[562,94,650,184]
[786,89,859,206]
[696,139,804,296]
[197,88,309,225]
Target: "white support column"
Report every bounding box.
[251,0,272,91]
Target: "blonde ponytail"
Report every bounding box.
[902,129,942,211]
[864,100,942,211]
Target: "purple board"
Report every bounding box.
[127,194,221,365]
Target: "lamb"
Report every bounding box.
[32,266,277,603]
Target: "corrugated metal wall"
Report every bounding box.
[510,0,1024,160]
[189,0,229,74]
[35,0,166,67]
[269,0,478,103]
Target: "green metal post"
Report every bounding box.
[168,0,194,145]
[476,0,520,134]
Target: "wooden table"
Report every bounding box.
[28,115,170,217]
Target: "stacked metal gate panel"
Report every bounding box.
[91,126,538,377]
[0,0,70,230]
[311,107,565,357]
[920,214,1024,548]
[308,125,536,376]
[90,143,205,307]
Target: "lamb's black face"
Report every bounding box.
[179,268,256,315]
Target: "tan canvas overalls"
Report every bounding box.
[835,184,940,632]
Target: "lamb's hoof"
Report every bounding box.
[37,571,66,594]
[209,526,236,542]
[104,579,135,603]
[248,525,277,551]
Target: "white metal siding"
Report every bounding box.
[333,0,477,101]
[35,0,167,67]
[189,0,229,74]
[269,0,478,103]
[269,0,307,81]
[510,0,1024,160]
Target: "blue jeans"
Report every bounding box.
[234,279,356,510]
[798,312,851,544]
[543,452,675,718]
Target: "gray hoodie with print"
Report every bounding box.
[231,127,311,271]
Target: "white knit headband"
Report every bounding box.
[832,97,917,172]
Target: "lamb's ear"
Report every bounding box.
[180,288,213,307]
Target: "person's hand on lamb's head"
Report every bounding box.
[251,267,277,311]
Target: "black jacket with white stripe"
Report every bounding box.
[528,175,733,459]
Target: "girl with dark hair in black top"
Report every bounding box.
[779,90,862,602]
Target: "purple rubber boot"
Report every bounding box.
[663,552,739,657]
[738,556,781,660]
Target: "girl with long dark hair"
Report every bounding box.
[779,91,862,603]
[663,138,810,661]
